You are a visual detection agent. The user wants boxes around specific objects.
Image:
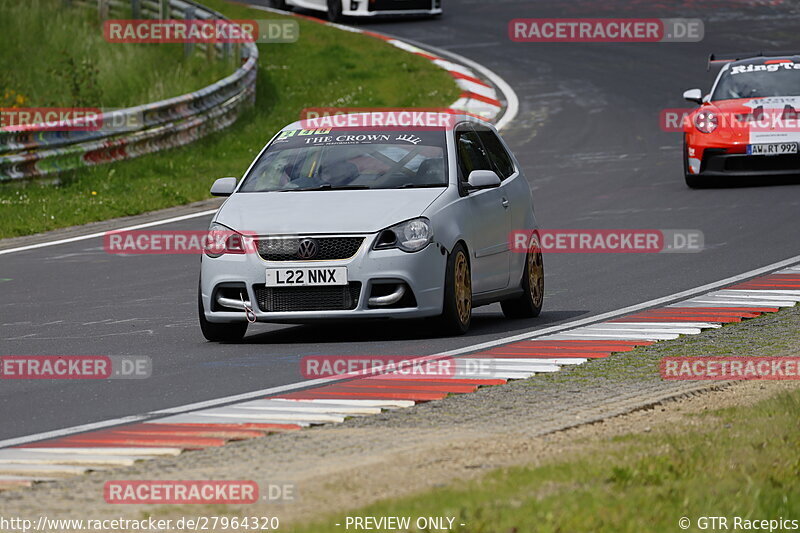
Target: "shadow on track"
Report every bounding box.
[236,309,589,345]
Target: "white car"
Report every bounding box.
[199,113,543,341]
[270,0,441,21]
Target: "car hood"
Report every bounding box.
[215,188,446,235]
[699,96,800,143]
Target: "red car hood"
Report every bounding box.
[700,96,800,144]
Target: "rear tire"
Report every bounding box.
[501,235,544,319]
[438,243,471,335]
[327,0,343,21]
[198,286,248,342]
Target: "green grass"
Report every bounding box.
[0,0,235,108]
[0,0,460,238]
[290,389,800,533]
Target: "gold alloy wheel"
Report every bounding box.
[454,251,472,325]
[528,240,544,308]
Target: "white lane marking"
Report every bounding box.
[580,325,703,334]
[465,358,588,365]
[0,451,147,466]
[434,49,519,131]
[462,359,574,369]
[709,291,800,301]
[454,79,497,99]
[0,475,56,482]
[432,58,475,76]
[387,39,436,57]
[673,299,797,307]
[456,371,535,379]
[273,399,415,408]
[153,414,311,427]
[214,400,382,415]
[21,447,182,456]
[717,290,800,297]
[0,464,95,475]
[0,210,217,256]
[607,322,722,329]
[191,410,345,423]
[542,333,680,341]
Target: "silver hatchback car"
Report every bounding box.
[199,113,543,341]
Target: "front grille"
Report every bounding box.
[254,283,362,312]
[724,154,800,172]
[703,150,800,174]
[368,0,433,11]
[256,237,364,262]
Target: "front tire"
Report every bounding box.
[439,243,472,335]
[198,287,248,342]
[684,136,703,189]
[327,0,343,21]
[501,235,544,319]
[270,0,289,9]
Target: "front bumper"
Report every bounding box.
[200,234,447,323]
[686,137,800,178]
[697,149,800,177]
[343,0,441,16]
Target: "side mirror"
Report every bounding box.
[683,88,703,105]
[466,170,501,191]
[210,177,237,197]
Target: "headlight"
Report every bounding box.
[204,222,249,258]
[694,111,718,133]
[374,217,433,253]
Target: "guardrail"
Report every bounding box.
[0,0,258,181]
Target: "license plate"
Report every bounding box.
[265,267,348,287]
[747,143,799,156]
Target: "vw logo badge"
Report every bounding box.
[297,238,319,259]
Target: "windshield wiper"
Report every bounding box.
[398,183,447,189]
[275,184,371,192]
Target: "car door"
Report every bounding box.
[455,123,510,294]
[474,124,528,285]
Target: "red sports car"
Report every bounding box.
[682,52,800,188]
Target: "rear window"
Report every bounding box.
[240,129,448,192]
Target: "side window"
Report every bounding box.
[476,129,516,180]
[455,127,493,182]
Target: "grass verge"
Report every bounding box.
[0,0,235,109]
[291,386,800,533]
[0,0,460,238]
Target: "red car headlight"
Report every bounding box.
[694,111,718,134]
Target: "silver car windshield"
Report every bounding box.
[712,62,800,101]
[239,129,448,192]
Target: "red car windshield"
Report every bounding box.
[712,62,800,101]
